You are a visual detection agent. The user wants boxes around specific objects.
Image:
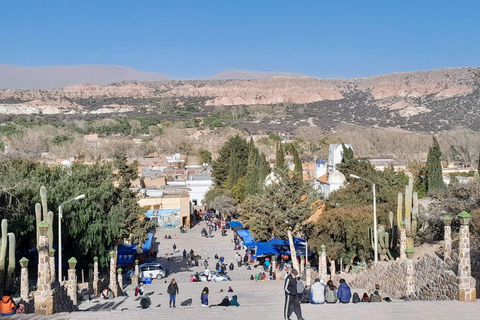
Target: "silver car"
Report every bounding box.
[197,271,231,282]
[128,263,167,280]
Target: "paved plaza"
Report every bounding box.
[10,221,480,319]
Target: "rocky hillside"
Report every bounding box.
[0,67,479,132]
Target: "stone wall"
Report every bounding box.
[351,253,458,300]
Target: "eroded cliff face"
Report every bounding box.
[0,67,478,116]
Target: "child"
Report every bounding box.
[201,287,209,307]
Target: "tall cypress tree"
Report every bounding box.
[426,137,444,192]
[292,144,303,180]
[245,139,260,196]
[276,142,285,169]
[258,152,271,187]
[212,135,249,187]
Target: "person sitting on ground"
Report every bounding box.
[168,235,172,239]
[195,272,200,282]
[270,271,276,280]
[362,292,370,302]
[229,295,240,307]
[164,235,168,239]
[140,293,151,309]
[228,286,233,292]
[325,280,338,304]
[0,292,16,316]
[370,284,383,302]
[201,287,209,307]
[310,278,326,304]
[173,234,178,239]
[337,279,352,303]
[250,275,254,281]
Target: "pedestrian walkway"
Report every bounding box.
[10,221,480,319]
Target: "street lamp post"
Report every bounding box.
[350,174,378,265]
[58,194,85,283]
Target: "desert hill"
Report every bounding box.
[0,67,479,132]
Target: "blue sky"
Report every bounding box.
[1,0,479,79]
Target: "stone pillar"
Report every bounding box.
[19,257,29,301]
[443,216,452,260]
[306,263,312,286]
[329,260,335,279]
[109,251,118,297]
[405,248,415,296]
[67,258,78,305]
[93,257,99,295]
[49,248,56,283]
[271,256,277,275]
[117,268,124,294]
[320,245,327,281]
[457,212,476,301]
[400,221,407,259]
[131,259,139,287]
[34,222,54,315]
[88,263,94,290]
[299,255,305,278]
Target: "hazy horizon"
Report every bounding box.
[1,1,479,79]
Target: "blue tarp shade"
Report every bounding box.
[142,233,154,251]
[203,212,213,216]
[228,221,243,228]
[255,242,283,257]
[236,229,255,244]
[242,242,257,248]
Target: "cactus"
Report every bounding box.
[369,224,398,261]
[36,186,54,250]
[397,177,419,248]
[0,219,16,297]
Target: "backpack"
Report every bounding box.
[352,292,361,304]
[135,286,139,297]
[296,281,305,294]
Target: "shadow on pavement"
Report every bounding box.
[180,298,192,306]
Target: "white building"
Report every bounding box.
[168,174,213,206]
[328,144,353,173]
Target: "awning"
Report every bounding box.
[236,229,255,244]
[228,221,243,228]
[255,243,283,257]
[142,233,154,251]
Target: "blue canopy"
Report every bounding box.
[228,221,243,228]
[242,242,257,248]
[255,242,283,257]
[236,229,255,244]
[142,233,154,251]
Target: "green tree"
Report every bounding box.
[212,135,249,188]
[258,152,271,186]
[239,169,319,240]
[245,139,260,196]
[275,142,285,169]
[341,143,354,164]
[198,149,212,165]
[426,137,444,192]
[292,144,303,180]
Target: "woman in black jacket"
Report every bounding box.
[167,279,179,308]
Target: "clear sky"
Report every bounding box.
[1,0,479,79]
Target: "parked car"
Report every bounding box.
[127,262,167,280]
[197,271,231,282]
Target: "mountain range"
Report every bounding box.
[0,64,305,89]
[0,66,479,132]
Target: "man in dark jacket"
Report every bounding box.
[284,269,304,320]
[337,278,352,303]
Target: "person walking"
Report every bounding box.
[284,269,304,320]
[236,252,242,268]
[173,243,177,253]
[183,249,187,260]
[167,279,179,308]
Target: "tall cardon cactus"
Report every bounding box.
[369,224,398,261]
[0,219,16,296]
[36,186,54,250]
[397,177,419,248]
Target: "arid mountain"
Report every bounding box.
[0,64,172,89]
[207,69,304,80]
[0,67,479,132]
